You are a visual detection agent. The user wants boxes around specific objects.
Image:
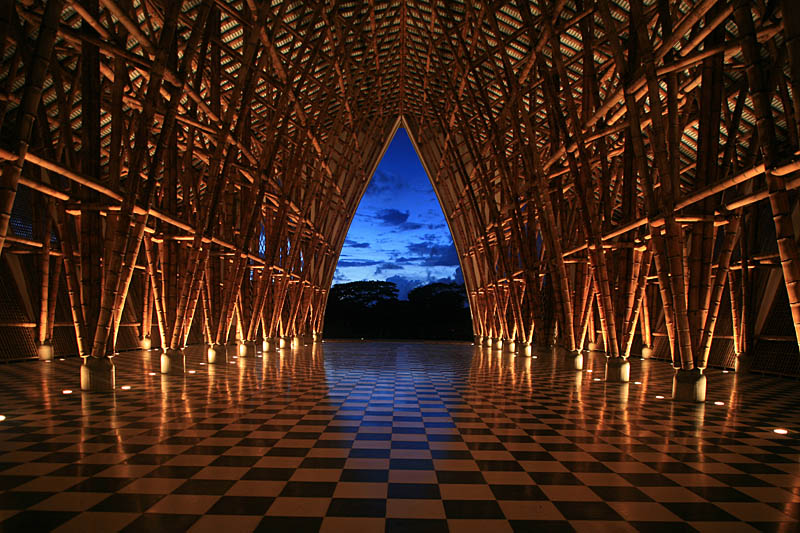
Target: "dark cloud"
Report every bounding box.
[375,262,404,275]
[401,222,423,230]
[386,275,424,300]
[345,239,370,249]
[337,258,382,268]
[404,241,460,266]
[364,171,405,197]
[375,208,410,226]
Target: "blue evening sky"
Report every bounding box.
[333,128,463,299]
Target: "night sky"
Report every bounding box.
[333,128,463,299]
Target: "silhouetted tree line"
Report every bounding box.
[323,281,472,340]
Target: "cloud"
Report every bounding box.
[401,222,423,230]
[405,241,460,266]
[375,262,404,275]
[386,275,424,300]
[364,171,404,197]
[375,208,410,226]
[337,259,382,268]
[345,239,370,249]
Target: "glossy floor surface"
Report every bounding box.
[0,342,799,532]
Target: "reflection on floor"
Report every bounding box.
[0,341,798,532]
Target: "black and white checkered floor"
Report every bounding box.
[0,341,798,532]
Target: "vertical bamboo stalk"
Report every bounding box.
[143,235,167,349]
[699,214,742,367]
[142,267,152,341]
[52,205,87,355]
[38,212,52,346]
[729,269,743,354]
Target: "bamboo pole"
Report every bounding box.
[0,0,65,259]
[733,0,800,354]
[698,214,742,367]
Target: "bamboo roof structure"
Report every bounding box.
[1,0,800,395]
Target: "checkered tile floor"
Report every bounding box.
[0,342,799,532]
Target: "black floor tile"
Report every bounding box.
[68,477,135,493]
[255,516,323,532]
[662,502,739,521]
[387,482,441,499]
[340,469,389,482]
[553,501,624,521]
[589,485,654,502]
[0,510,77,531]
[443,499,504,519]
[280,481,338,497]
[435,470,486,484]
[121,513,200,532]
[326,498,386,517]
[489,484,547,500]
[386,518,449,532]
[509,520,575,532]
[207,495,275,515]
[90,493,164,512]
[173,479,236,495]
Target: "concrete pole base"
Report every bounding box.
[37,343,54,361]
[605,357,630,382]
[80,357,115,392]
[587,342,600,352]
[240,341,256,357]
[506,341,516,353]
[520,343,532,357]
[262,338,274,352]
[566,350,584,370]
[672,368,706,402]
[312,333,321,343]
[279,337,288,349]
[641,346,654,358]
[207,344,225,364]
[139,336,152,350]
[494,338,503,351]
[475,335,483,346]
[161,348,185,374]
[291,336,302,349]
[484,337,493,347]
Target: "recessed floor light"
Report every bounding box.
[774,428,789,435]
[0,415,5,421]
[634,381,642,385]
[655,395,664,399]
[121,385,131,390]
[587,370,593,373]
[188,370,196,374]
[62,389,73,395]
[714,401,724,406]
[722,370,729,374]
[199,362,206,365]
[148,372,156,376]
[532,356,538,359]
